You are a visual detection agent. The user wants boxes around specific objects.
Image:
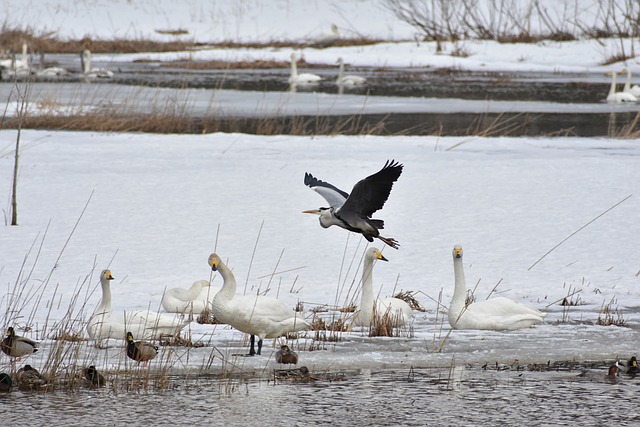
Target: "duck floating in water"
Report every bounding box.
[0,373,12,392]
[1,326,38,360]
[208,253,310,356]
[352,247,412,329]
[16,365,48,390]
[126,331,158,366]
[275,344,299,364]
[626,356,638,377]
[83,365,106,387]
[87,269,189,341]
[449,245,545,330]
[578,364,620,384]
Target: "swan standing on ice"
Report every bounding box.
[622,68,640,97]
[352,248,412,328]
[208,253,310,356]
[161,279,215,314]
[288,52,321,85]
[87,270,189,340]
[606,70,637,103]
[449,245,545,330]
[81,49,114,78]
[336,57,366,87]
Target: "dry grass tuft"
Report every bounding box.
[393,290,426,312]
[596,297,626,327]
[196,308,222,325]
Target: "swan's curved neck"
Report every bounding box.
[609,72,617,96]
[360,254,375,314]
[290,58,298,78]
[215,261,237,300]
[186,281,205,298]
[450,256,467,321]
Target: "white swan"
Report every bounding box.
[161,279,216,314]
[449,245,545,330]
[81,49,114,78]
[606,70,637,103]
[288,53,321,85]
[0,43,29,71]
[87,270,189,340]
[336,57,366,87]
[622,68,640,97]
[208,253,310,356]
[352,247,412,327]
[310,24,340,48]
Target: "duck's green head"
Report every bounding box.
[126,332,134,342]
[6,327,15,337]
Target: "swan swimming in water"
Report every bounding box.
[81,49,114,78]
[606,70,637,103]
[352,247,412,328]
[288,52,321,85]
[622,68,640,97]
[208,253,310,356]
[87,270,189,340]
[449,245,545,330]
[336,57,366,87]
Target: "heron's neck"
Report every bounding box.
[360,255,375,315]
[450,257,467,320]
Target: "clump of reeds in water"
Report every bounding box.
[368,305,412,338]
[596,297,626,327]
[196,308,222,325]
[393,290,426,312]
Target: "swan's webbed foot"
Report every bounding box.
[378,235,400,250]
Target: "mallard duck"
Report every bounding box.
[275,345,299,364]
[0,373,12,392]
[87,270,189,341]
[16,365,47,390]
[208,253,310,356]
[449,245,545,330]
[1,326,38,359]
[578,365,620,384]
[126,332,158,366]
[83,365,106,387]
[627,356,638,376]
[352,247,412,328]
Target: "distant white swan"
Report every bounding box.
[0,43,30,77]
[622,68,640,97]
[161,279,216,314]
[310,24,340,48]
[208,253,310,356]
[606,70,637,103]
[336,57,366,87]
[288,52,321,85]
[352,247,412,327]
[81,49,114,78]
[449,245,545,330]
[87,270,189,340]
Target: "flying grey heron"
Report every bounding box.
[303,160,403,249]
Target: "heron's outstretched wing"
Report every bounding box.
[304,172,349,208]
[340,160,403,217]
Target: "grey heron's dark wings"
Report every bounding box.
[304,172,350,208]
[340,160,403,217]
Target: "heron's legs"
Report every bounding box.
[377,235,400,250]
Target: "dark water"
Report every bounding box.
[11,54,640,136]
[3,366,639,426]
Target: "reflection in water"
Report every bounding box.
[2,367,638,426]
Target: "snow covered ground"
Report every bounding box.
[1,0,640,375]
[1,130,639,373]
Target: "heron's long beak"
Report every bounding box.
[302,209,321,215]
